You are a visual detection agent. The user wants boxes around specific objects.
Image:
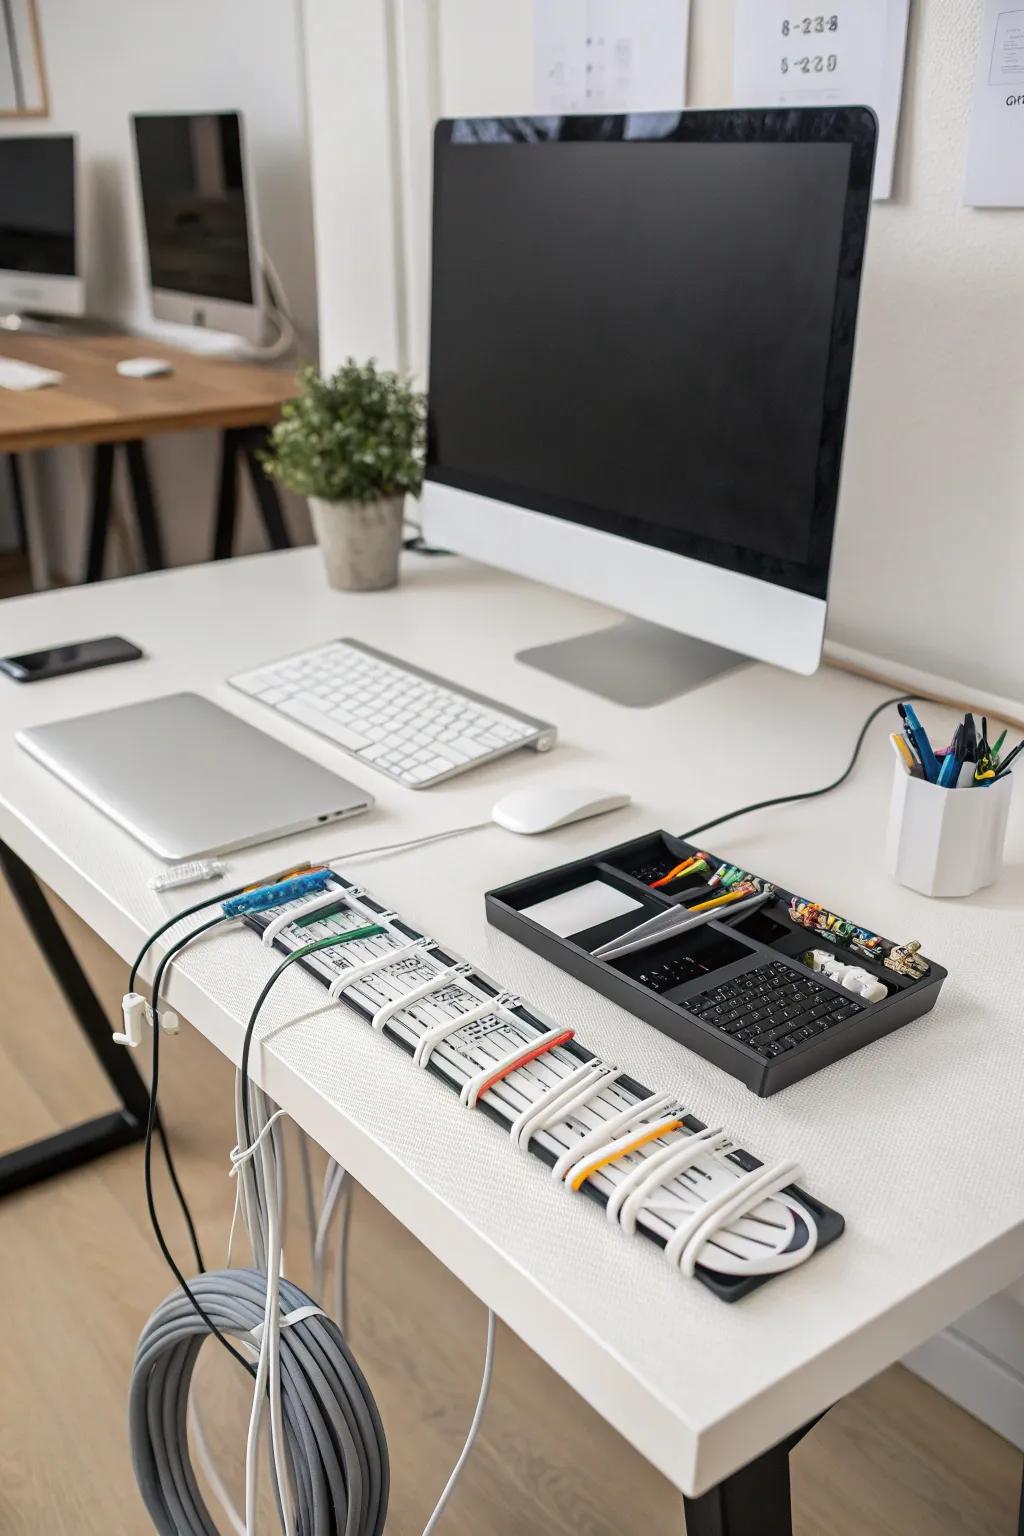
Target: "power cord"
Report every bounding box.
[679,694,915,841]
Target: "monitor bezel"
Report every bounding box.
[130,109,267,346]
[425,107,877,604]
[0,132,84,319]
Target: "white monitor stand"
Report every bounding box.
[517,618,748,708]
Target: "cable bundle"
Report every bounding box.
[130,1270,388,1536]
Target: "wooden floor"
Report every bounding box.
[0,878,1019,1535]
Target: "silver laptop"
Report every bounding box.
[17,692,373,860]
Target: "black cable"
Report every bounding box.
[154,1116,205,1273]
[145,916,254,1375]
[679,694,917,842]
[129,884,249,993]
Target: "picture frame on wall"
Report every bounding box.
[1,0,49,117]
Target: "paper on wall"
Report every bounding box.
[732,0,911,199]
[964,1,1024,206]
[533,0,690,114]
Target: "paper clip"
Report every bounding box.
[508,1060,618,1152]
[369,962,472,1032]
[550,1092,676,1184]
[327,939,433,999]
[605,1126,730,1234]
[412,991,519,1070]
[664,1160,802,1276]
[460,1027,575,1109]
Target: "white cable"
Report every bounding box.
[324,821,492,866]
[665,1161,803,1276]
[606,1127,730,1234]
[328,939,430,999]
[420,1308,496,1536]
[459,1025,572,1110]
[560,1115,685,1193]
[413,992,516,1070]
[509,1060,615,1152]
[370,963,469,1032]
[550,1092,676,1184]
[262,888,345,946]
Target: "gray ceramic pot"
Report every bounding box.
[309,496,404,591]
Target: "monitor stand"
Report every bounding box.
[517,617,747,707]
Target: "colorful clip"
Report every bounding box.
[460,1027,575,1109]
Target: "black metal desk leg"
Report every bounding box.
[84,442,116,582]
[0,838,149,1197]
[212,427,241,559]
[124,439,166,571]
[682,1420,821,1536]
[8,453,28,554]
[1017,1455,1022,1536]
[244,434,291,551]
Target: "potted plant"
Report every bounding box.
[261,359,426,592]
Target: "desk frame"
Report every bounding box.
[0,838,149,1195]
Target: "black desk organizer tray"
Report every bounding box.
[486,830,946,1096]
[245,872,845,1303]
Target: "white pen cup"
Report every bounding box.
[885,764,1013,898]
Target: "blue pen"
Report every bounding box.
[900,704,940,783]
[937,749,960,789]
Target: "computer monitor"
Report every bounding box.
[131,110,268,346]
[0,134,83,320]
[422,109,876,705]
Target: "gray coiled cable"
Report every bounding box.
[130,1269,389,1536]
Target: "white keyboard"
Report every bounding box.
[230,638,557,789]
[0,358,63,391]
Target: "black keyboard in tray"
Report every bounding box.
[486,829,946,1096]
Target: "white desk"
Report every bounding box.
[1,549,1022,1528]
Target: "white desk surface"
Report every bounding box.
[1,549,1022,1497]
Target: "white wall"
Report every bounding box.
[5,0,317,578]
[307,0,1024,706]
[303,0,1024,1443]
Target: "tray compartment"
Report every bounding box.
[609,925,758,1002]
[486,828,948,1096]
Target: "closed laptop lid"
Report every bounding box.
[16,691,372,860]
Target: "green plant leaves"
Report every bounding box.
[260,359,426,502]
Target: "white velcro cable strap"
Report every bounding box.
[413,992,515,1070]
[551,1091,676,1184]
[369,963,470,1032]
[665,1160,803,1276]
[509,1060,616,1152]
[250,1304,326,1346]
[459,1025,572,1109]
[262,888,343,946]
[327,939,430,1000]
[606,1126,730,1234]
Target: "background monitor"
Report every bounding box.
[0,134,83,319]
[421,109,876,702]
[131,110,267,345]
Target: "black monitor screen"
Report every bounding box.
[427,111,875,599]
[133,112,254,304]
[0,136,76,276]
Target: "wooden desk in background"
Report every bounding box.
[0,332,297,588]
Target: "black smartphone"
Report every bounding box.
[0,635,144,682]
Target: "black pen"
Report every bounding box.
[993,739,1023,779]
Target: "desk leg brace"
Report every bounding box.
[212,426,291,559]
[681,1416,825,1536]
[0,838,150,1196]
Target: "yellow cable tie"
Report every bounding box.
[569,1118,683,1192]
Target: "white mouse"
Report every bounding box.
[116,357,174,379]
[492,784,631,835]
